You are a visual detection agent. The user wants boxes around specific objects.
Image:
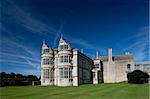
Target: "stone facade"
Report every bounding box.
[41,36,93,86]
[41,36,150,86]
[92,48,150,84]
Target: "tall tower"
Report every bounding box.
[57,36,73,86]
[41,40,54,85]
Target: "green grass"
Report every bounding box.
[0,83,149,99]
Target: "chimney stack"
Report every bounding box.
[108,48,112,61]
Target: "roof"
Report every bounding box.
[101,54,133,61]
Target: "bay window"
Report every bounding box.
[64,56,68,62]
[43,58,53,65]
[60,68,63,78]
[59,68,72,78]
[59,55,71,63]
[64,68,68,78]
[43,69,50,79]
[43,69,54,80]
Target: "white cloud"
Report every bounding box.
[122,26,149,61]
[1,31,41,72]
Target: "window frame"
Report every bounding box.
[43,49,49,54]
[59,55,71,63]
[94,64,99,68]
[59,68,72,79]
[43,69,50,79]
[43,58,53,65]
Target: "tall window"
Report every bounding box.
[127,64,131,69]
[59,68,72,78]
[94,64,99,68]
[93,72,95,78]
[43,69,54,80]
[69,56,71,62]
[60,68,63,78]
[50,58,53,64]
[60,45,63,50]
[60,45,69,50]
[43,69,50,79]
[43,58,53,65]
[69,68,72,78]
[59,55,71,63]
[64,68,68,78]
[60,56,63,63]
[43,59,49,65]
[127,64,131,71]
[64,56,68,62]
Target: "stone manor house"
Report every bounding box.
[41,36,150,86]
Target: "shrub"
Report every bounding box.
[127,70,149,84]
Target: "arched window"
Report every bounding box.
[127,64,131,71]
[127,64,131,69]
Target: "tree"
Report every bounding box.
[127,70,149,84]
[27,75,38,81]
[0,72,40,86]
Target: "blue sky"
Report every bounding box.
[0,0,149,76]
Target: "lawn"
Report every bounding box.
[0,83,149,99]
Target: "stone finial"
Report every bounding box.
[42,40,49,49]
[96,50,99,59]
